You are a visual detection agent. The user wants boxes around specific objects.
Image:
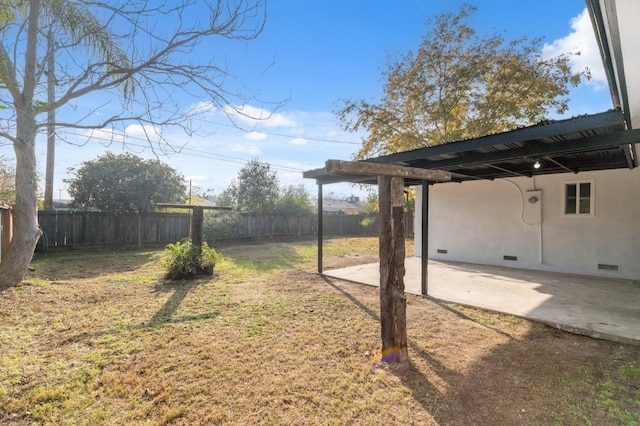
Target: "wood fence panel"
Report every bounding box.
[36,211,408,249]
[38,211,189,249]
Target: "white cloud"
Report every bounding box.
[125,124,162,140]
[543,8,607,89]
[229,144,261,155]
[223,104,298,128]
[84,127,124,144]
[246,131,268,141]
[290,137,307,145]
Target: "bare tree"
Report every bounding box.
[0,0,274,288]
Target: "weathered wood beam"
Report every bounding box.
[325,160,451,182]
[155,203,232,211]
[378,175,408,363]
[191,207,204,246]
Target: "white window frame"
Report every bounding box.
[563,180,595,216]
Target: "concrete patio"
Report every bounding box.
[323,257,640,346]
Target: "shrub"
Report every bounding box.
[162,239,222,279]
[203,211,239,243]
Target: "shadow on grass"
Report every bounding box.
[320,275,379,322]
[58,278,219,346]
[320,275,454,415]
[29,247,163,281]
[427,297,518,339]
[149,280,220,326]
[319,273,640,425]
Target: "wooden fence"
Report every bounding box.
[210,213,382,242]
[36,210,413,250]
[38,211,189,249]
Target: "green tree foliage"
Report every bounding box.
[218,162,313,216]
[204,183,312,242]
[362,192,379,214]
[337,4,587,159]
[218,159,280,214]
[65,152,186,213]
[0,156,15,204]
[274,185,314,216]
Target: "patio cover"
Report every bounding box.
[304,109,640,294]
[304,109,639,186]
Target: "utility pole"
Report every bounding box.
[44,31,56,210]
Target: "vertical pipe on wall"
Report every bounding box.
[533,176,544,264]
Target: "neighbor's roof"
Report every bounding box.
[304,109,639,186]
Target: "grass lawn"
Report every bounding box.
[1,237,639,425]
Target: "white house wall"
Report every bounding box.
[414,168,640,279]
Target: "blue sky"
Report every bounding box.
[1,1,613,200]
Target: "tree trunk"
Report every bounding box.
[0,112,42,289]
[0,0,42,289]
[378,175,408,363]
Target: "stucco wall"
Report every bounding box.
[415,168,640,279]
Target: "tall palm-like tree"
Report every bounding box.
[0,0,131,286]
[0,0,268,288]
[42,0,133,209]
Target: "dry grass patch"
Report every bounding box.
[0,237,638,425]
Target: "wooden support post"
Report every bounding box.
[421,181,429,296]
[378,175,408,362]
[191,207,204,246]
[317,184,323,274]
[304,159,450,363]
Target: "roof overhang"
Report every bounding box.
[587,0,640,129]
[304,109,639,186]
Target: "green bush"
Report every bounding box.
[162,239,222,279]
[203,211,239,242]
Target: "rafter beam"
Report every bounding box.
[324,160,451,181]
[543,156,575,173]
[484,163,529,178]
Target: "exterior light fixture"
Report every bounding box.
[533,159,541,169]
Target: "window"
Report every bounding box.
[564,182,593,215]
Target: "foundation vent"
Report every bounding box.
[598,263,620,272]
[503,255,518,261]
[437,249,448,254]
